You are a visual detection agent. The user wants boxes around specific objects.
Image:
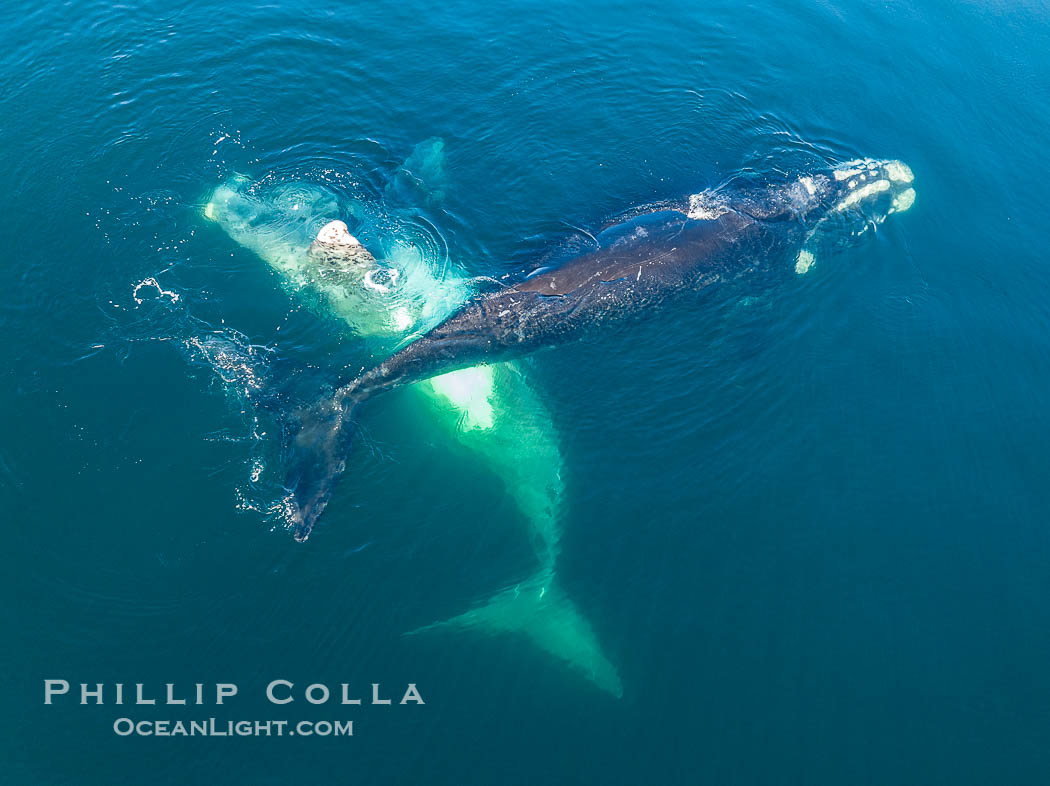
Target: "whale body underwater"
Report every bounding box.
[286,158,917,542]
[206,155,626,695]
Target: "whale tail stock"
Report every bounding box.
[284,385,366,542]
[406,568,624,698]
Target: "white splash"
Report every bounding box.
[687,191,730,220]
[391,307,414,331]
[363,268,400,294]
[133,277,180,305]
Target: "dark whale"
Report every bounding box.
[285,158,916,540]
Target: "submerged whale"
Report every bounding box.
[205,168,622,694]
[286,158,917,546]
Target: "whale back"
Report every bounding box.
[515,208,760,299]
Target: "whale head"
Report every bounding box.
[786,159,915,220]
[791,158,916,274]
[700,158,915,238]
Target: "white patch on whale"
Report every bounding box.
[885,161,914,183]
[795,249,816,274]
[425,366,496,431]
[890,187,916,213]
[834,178,891,211]
[314,219,360,247]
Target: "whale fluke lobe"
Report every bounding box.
[285,390,363,541]
[407,569,623,697]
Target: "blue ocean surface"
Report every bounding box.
[2,0,1049,782]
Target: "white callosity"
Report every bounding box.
[795,249,816,274]
[834,178,891,211]
[884,160,915,184]
[314,219,358,246]
[891,188,916,213]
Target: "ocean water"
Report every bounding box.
[3,0,1050,783]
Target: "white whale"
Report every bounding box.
[204,168,622,696]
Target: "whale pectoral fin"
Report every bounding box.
[386,137,448,207]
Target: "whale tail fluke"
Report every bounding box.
[406,569,623,698]
[284,390,363,542]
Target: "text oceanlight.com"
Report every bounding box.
[112,718,354,737]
